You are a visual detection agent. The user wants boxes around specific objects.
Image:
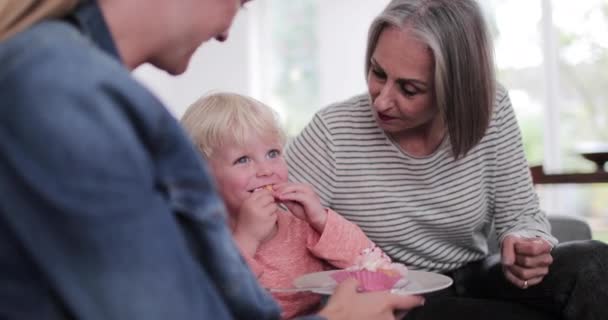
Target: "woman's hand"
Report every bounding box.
[318,278,425,320]
[232,189,278,256]
[501,234,553,289]
[272,182,327,233]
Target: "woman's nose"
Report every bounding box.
[374,82,397,112]
[215,30,230,42]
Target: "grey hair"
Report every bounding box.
[180,92,287,159]
[365,0,495,158]
[0,0,80,41]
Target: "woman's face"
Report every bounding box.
[367,26,437,136]
[151,0,252,75]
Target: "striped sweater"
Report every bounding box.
[285,87,557,273]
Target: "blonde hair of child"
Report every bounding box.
[180,92,287,158]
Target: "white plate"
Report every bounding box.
[292,270,453,295]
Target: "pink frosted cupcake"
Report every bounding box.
[331,246,408,292]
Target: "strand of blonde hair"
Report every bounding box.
[0,0,79,41]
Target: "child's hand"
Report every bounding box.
[272,182,327,233]
[233,189,278,256]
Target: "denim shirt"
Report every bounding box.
[0,2,321,319]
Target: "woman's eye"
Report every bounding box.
[400,84,418,97]
[233,156,250,165]
[371,66,386,79]
[267,149,281,159]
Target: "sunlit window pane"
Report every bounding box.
[258,0,320,136]
[483,0,546,165]
[553,0,608,241]
[553,0,608,171]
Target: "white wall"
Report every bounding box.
[317,0,390,106]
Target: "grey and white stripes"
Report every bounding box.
[285,87,556,273]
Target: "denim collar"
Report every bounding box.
[67,0,121,61]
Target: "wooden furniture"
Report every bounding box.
[530,151,608,184]
[531,165,608,184]
[525,151,605,242]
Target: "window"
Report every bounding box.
[251,0,390,136]
[483,0,608,241]
[251,0,320,135]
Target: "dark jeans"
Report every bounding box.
[405,240,608,320]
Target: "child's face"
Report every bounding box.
[208,132,288,215]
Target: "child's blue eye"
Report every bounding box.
[233,156,250,165]
[267,149,281,159]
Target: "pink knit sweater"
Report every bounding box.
[237,209,373,319]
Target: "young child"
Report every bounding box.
[180,92,376,319]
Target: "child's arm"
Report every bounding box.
[233,239,265,279]
[231,190,279,278]
[273,182,374,268]
[305,209,374,269]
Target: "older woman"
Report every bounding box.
[286,0,608,319]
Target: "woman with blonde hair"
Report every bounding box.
[0,0,78,40]
[0,1,423,319]
[286,0,608,319]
